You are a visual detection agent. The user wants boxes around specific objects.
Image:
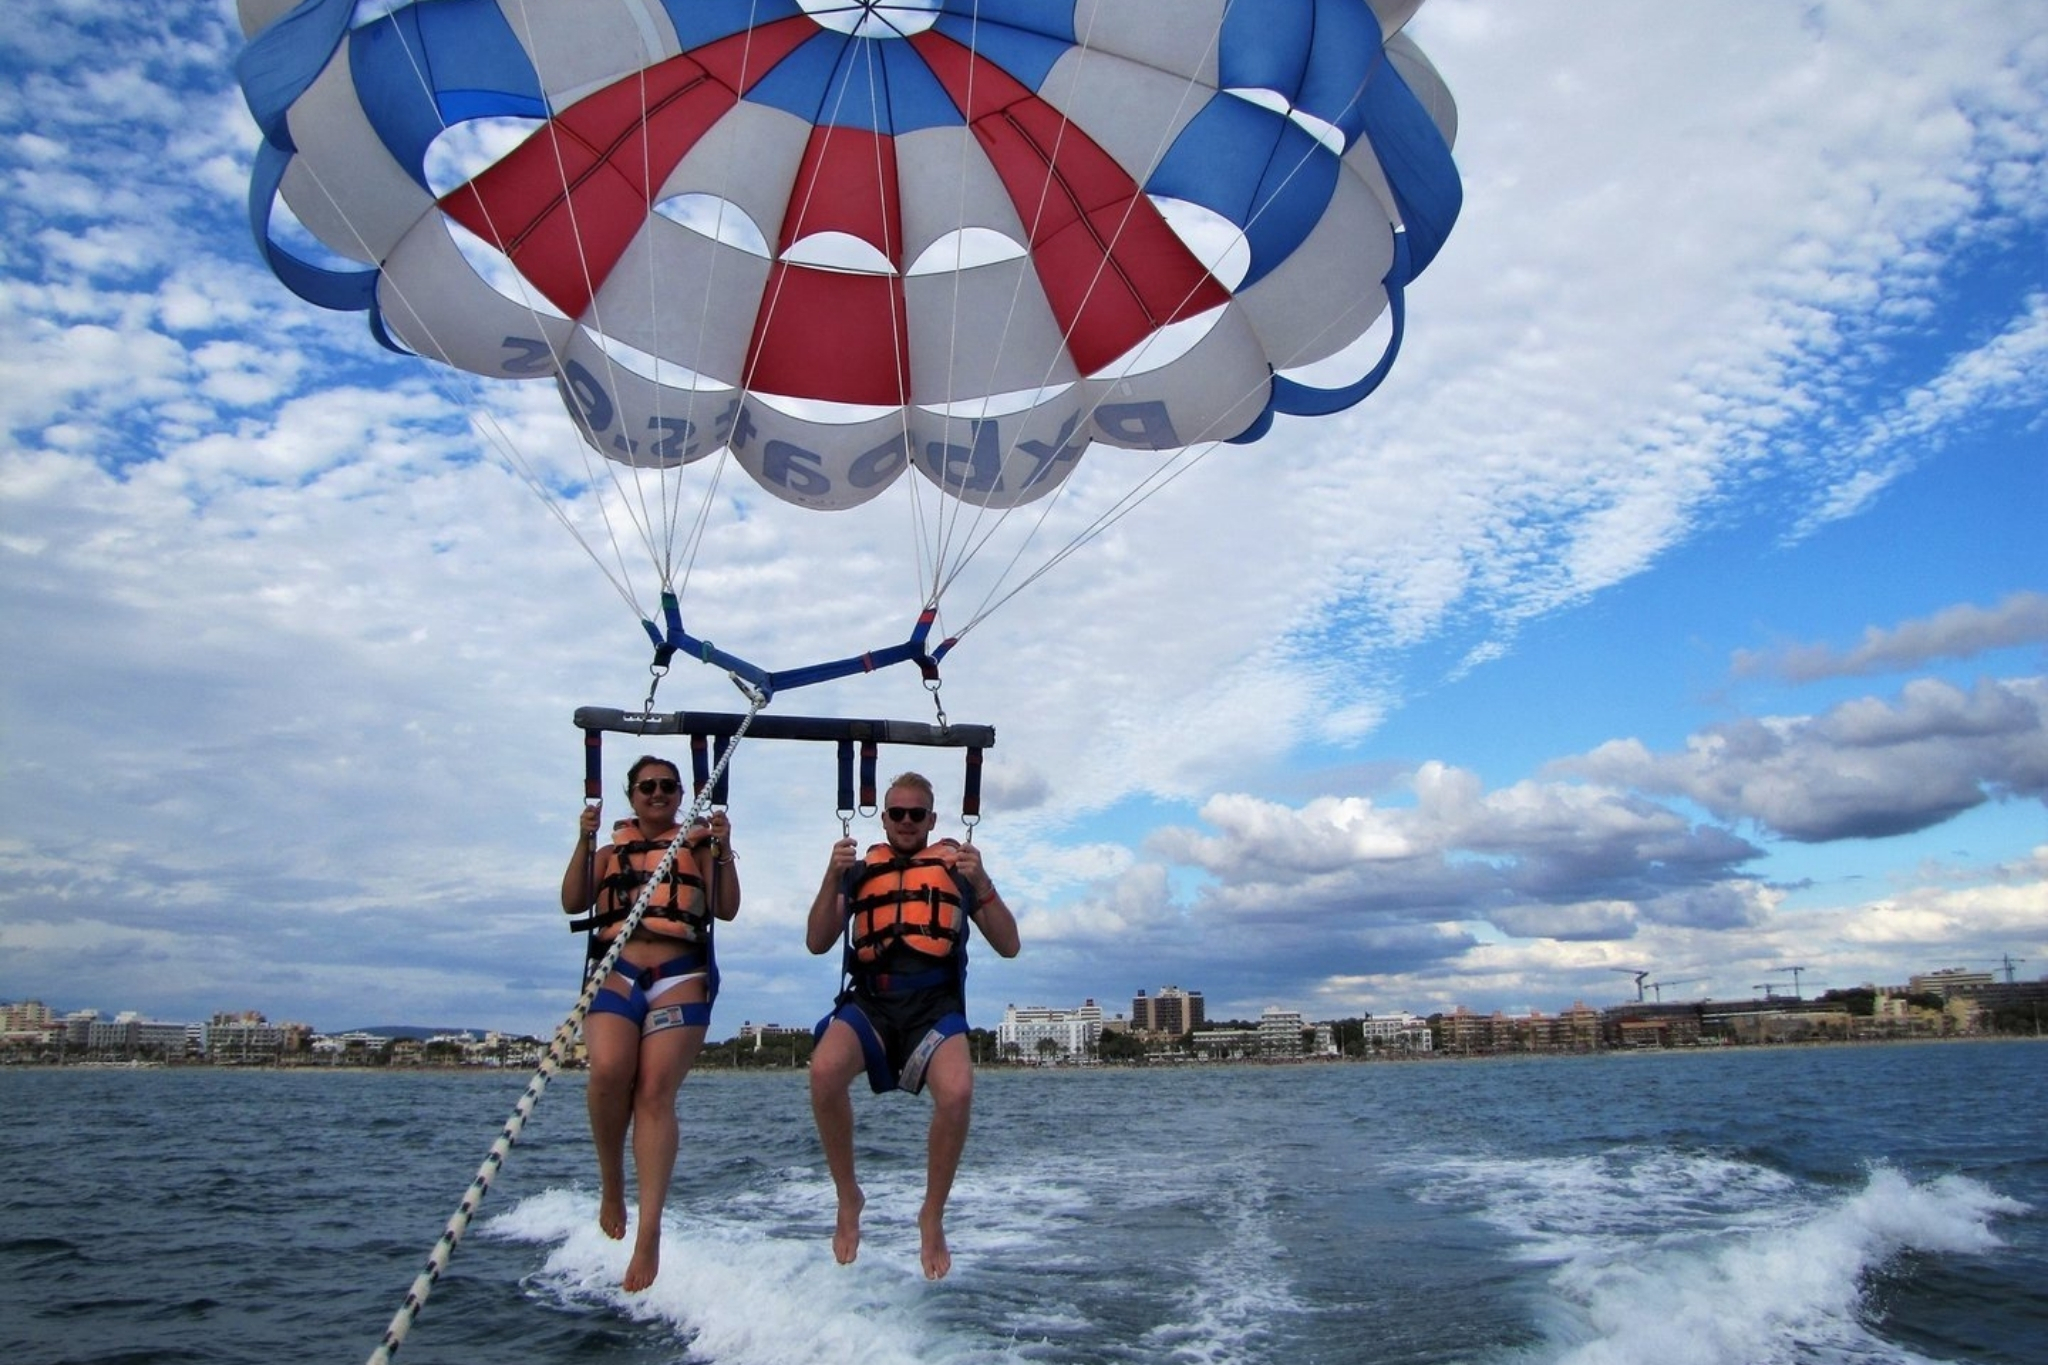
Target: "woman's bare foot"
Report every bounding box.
[623,1234,660,1292]
[832,1187,865,1265]
[918,1209,951,1280]
[598,1186,627,1240]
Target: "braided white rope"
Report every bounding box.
[367,696,765,1364]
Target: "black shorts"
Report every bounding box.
[816,986,967,1095]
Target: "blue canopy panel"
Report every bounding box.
[738,12,1076,135]
[1260,226,1411,422]
[234,0,354,151]
[1219,0,1384,149]
[236,0,377,318]
[934,0,1077,47]
[350,0,549,189]
[246,138,380,313]
[1146,95,1340,291]
[929,8,1072,89]
[745,31,963,133]
[660,0,807,52]
[1362,50,1463,274]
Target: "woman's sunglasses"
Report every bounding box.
[634,778,681,796]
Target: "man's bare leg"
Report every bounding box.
[583,1012,638,1240]
[809,1020,868,1264]
[917,1037,974,1280]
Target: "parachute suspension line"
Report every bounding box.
[649,28,968,690]
[940,439,1229,645]
[378,10,663,603]
[600,52,683,590]
[816,33,939,618]
[643,0,780,621]
[257,116,656,627]
[903,3,1237,636]
[886,0,1096,645]
[927,1,1229,636]
[873,43,951,619]
[436,0,739,636]
[925,14,1422,643]
[905,0,1059,609]
[618,39,749,605]
[657,0,811,621]
[295,6,695,631]
[507,4,699,599]
[364,691,766,1365]
[915,2,989,611]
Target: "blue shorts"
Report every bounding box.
[590,954,716,1035]
[815,989,967,1095]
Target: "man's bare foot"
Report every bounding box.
[622,1236,660,1292]
[832,1188,865,1265]
[598,1187,627,1240]
[918,1209,951,1280]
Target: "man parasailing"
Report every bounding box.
[805,771,1020,1279]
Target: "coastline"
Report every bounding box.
[5,1031,2035,1075]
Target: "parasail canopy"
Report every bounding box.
[239,0,1460,516]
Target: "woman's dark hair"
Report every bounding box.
[624,754,681,794]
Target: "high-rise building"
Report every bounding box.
[1130,985,1205,1036]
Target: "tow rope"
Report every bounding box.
[365,690,765,1364]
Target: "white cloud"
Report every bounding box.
[2,1,2043,1032]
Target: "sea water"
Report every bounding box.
[2,1041,2042,1365]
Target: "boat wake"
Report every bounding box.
[1419,1149,2026,1365]
[482,1183,1004,1365]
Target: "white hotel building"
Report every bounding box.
[1360,1012,1435,1051]
[996,999,1104,1062]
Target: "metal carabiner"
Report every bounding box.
[641,662,670,716]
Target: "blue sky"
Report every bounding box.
[2,0,2043,1038]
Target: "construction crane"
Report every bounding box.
[1647,977,1705,1002]
[1752,984,1777,1001]
[1610,968,1652,1002]
[1770,965,1809,1001]
[1949,956,2030,985]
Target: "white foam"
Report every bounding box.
[1141,1165,1308,1365]
[483,1185,981,1365]
[1420,1152,2027,1365]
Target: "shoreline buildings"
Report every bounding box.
[8,961,2042,1066]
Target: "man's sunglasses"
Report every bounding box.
[885,805,930,822]
[635,778,682,795]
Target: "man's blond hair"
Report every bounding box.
[886,771,935,805]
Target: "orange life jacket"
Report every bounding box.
[585,820,710,945]
[847,842,967,966]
